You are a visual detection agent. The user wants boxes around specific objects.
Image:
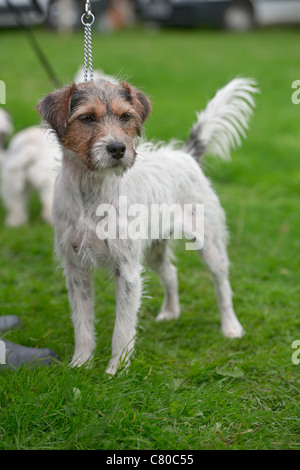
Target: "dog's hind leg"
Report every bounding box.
[148,241,180,321]
[198,225,244,339]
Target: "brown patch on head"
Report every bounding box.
[36,83,76,139]
[120,82,152,125]
[69,82,107,119]
[62,116,107,170]
[108,97,143,139]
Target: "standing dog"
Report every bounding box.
[37,77,257,374]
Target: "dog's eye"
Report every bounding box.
[120,113,131,122]
[79,114,95,123]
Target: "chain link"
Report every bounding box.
[81,1,95,82]
[85,0,91,15]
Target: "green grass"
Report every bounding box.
[0,25,300,450]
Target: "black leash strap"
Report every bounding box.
[5,0,61,88]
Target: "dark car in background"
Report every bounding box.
[2,0,300,30]
[0,0,108,28]
[136,0,300,30]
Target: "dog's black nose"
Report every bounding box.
[107,142,126,159]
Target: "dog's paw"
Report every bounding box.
[105,362,118,376]
[156,310,180,322]
[70,352,94,368]
[5,216,28,227]
[106,357,130,376]
[222,320,244,339]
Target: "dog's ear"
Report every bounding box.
[121,82,152,124]
[36,83,76,139]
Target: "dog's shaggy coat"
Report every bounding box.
[37,77,257,374]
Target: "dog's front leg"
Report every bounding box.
[65,263,95,367]
[106,264,142,376]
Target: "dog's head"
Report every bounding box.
[36,79,151,172]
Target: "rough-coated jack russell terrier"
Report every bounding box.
[36,77,257,375]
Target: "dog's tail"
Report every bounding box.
[184,78,258,162]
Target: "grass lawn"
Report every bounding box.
[0,25,300,450]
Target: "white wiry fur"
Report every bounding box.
[73,66,119,85]
[1,126,61,226]
[47,77,257,375]
[185,78,258,161]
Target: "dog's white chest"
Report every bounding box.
[67,210,111,269]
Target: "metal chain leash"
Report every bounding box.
[81,0,95,82]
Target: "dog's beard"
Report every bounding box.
[90,144,136,173]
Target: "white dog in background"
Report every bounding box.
[1,126,61,226]
[0,105,61,226]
